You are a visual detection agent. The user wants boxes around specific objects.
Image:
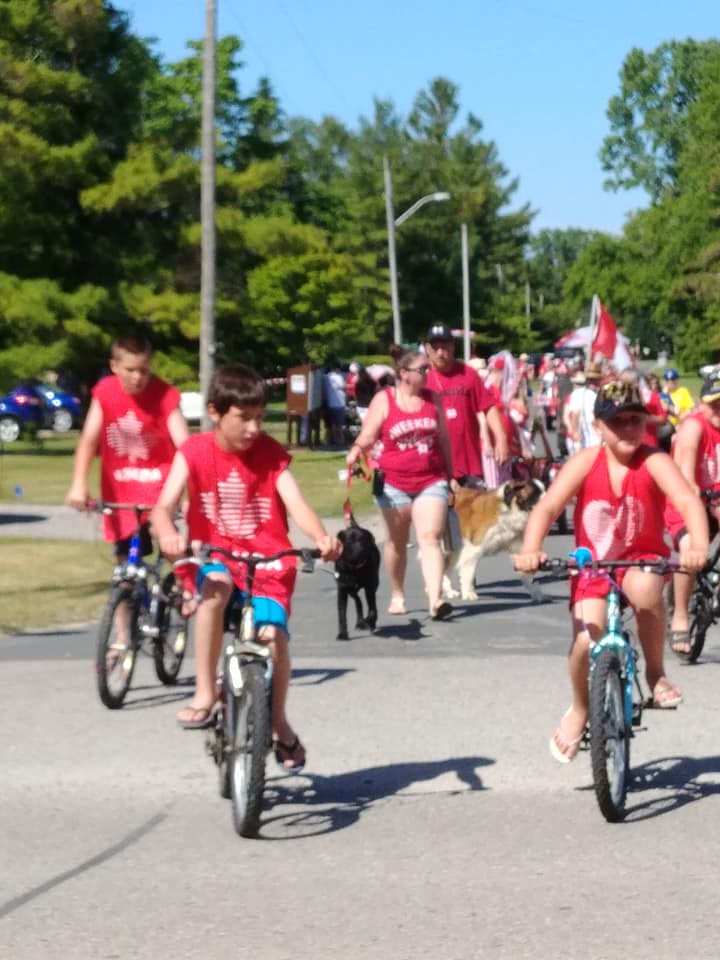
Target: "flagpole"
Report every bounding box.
[588,294,599,363]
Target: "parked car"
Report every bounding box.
[0,382,83,441]
[0,386,43,442]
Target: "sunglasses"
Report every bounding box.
[405,364,430,374]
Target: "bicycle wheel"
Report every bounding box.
[96,587,139,709]
[153,572,188,684]
[589,648,629,822]
[228,660,271,838]
[687,586,712,663]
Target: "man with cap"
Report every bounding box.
[566,361,604,450]
[422,323,507,487]
[666,375,720,656]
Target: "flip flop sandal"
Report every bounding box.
[549,709,586,764]
[668,630,692,659]
[177,706,214,729]
[652,680,683,709]
[431,601,453,621]
[274,736,306,772]
[388,596,407,615]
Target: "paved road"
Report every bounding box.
[3,521,720,958]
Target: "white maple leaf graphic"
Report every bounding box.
[199,469,271,538]
[106,410,150,461]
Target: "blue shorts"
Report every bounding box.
[197,561,289,632]
[374,479,449,511]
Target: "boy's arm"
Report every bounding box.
[276,469,341,561]
[66,398,103,509]
[167,407,190,449]
[671,416,702,490]
[647,452,708,570]
[150,451,190,559]
[514,449,592,572]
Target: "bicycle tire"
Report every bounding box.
[229,660,270,838]
[217,673,231,800]
[152,572,188,685]
[96,586,139,709]
[687,587,712,663]
[589,648,629,822]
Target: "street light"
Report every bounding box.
[383,156,451,345]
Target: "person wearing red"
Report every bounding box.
[346,350,453,620]
[152,365,341,767]
[515,379,707,763]
[666,376,720,656]
[422,324,507,487]
[66,334,188,554]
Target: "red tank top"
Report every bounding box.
[690,412,720,491]
[181,432,297,610]
[574,446,668,560]
[377,388,447,495]
[94,374,180,541]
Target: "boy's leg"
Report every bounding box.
[260,624,305,770]
[669,533,694,654]
[177,572,231,726]
[625,569,682,705]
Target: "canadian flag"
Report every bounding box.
[591,297,634,371]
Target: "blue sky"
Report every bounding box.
[117,0,718,235]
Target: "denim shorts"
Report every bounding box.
[374,478,449,510]
[196,561,289,631]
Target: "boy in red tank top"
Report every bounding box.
[152,365,341,771]
[515,379,707,763]
[66,334,189,554]
[665,376,720,656]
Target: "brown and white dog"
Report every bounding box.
[442,479,545,602]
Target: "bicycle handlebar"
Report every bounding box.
[173,544,321,572]
[90,500,155,515]
[540,554,682,575]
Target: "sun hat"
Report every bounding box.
[700,376,720,404]
[594,379,648,421]
[583,361,604,382]
[424,323,453,343]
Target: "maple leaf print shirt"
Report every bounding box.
[181,432,297,610]
[94,374,181,541]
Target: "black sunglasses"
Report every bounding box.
[405,364,430,374]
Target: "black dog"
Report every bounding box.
[335,516,380,641]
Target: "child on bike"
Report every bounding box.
[664,375,720,656]
[514,378,708,763]
[66,333,188,556]
[151,364,341,771]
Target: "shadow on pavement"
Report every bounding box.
[291,666,356,685]
[259,754,495,840]
[372,617,427,641]
[0,511,47,525]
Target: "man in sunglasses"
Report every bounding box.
[423,324,507,489]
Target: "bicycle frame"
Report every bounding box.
[588,576,641,732]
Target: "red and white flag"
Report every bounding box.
[591,298,633,371]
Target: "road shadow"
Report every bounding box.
[371,618,428,641]
[0,511,48,525]
[122,676,195,711]
[591,753,720,822]
[259,754,495,840]
[290,666,355,685]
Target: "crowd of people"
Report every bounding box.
[64,329,720,772]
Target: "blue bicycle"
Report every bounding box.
[542,548,678,822]
[95,503,188,709]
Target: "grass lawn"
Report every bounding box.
[0,404,374,632]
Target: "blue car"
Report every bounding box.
[0,382,83,442]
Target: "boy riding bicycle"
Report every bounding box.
[151,364,341,772]
[514,379,708,763]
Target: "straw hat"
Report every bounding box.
[584,361,604,381]
[570,371,586,385]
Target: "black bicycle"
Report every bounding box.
[95,503,188,709]
[180,543,319,838]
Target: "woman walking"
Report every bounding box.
[346,350,453,620]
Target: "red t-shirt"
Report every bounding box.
[93,374,180,541]
[181,431,297,610]
[377,388,447,495]
[425,360,492,478]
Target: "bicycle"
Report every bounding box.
[177,543,319,839]
[95,503,188,709]
[541,547,679,822]
[668,489,720,663]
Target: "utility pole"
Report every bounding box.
[461,223,470,361]
[199,0,217,428]
[383,156,401,346]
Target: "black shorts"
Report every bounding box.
[114,522,153,559]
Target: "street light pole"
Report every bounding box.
[461,222,470,361]
[383,155,451,346]
[199,0,216,429]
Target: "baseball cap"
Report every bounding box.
[593,380,648,421]
[663,368,679,381]
[424,323,453,343]
[700,376,720,403]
